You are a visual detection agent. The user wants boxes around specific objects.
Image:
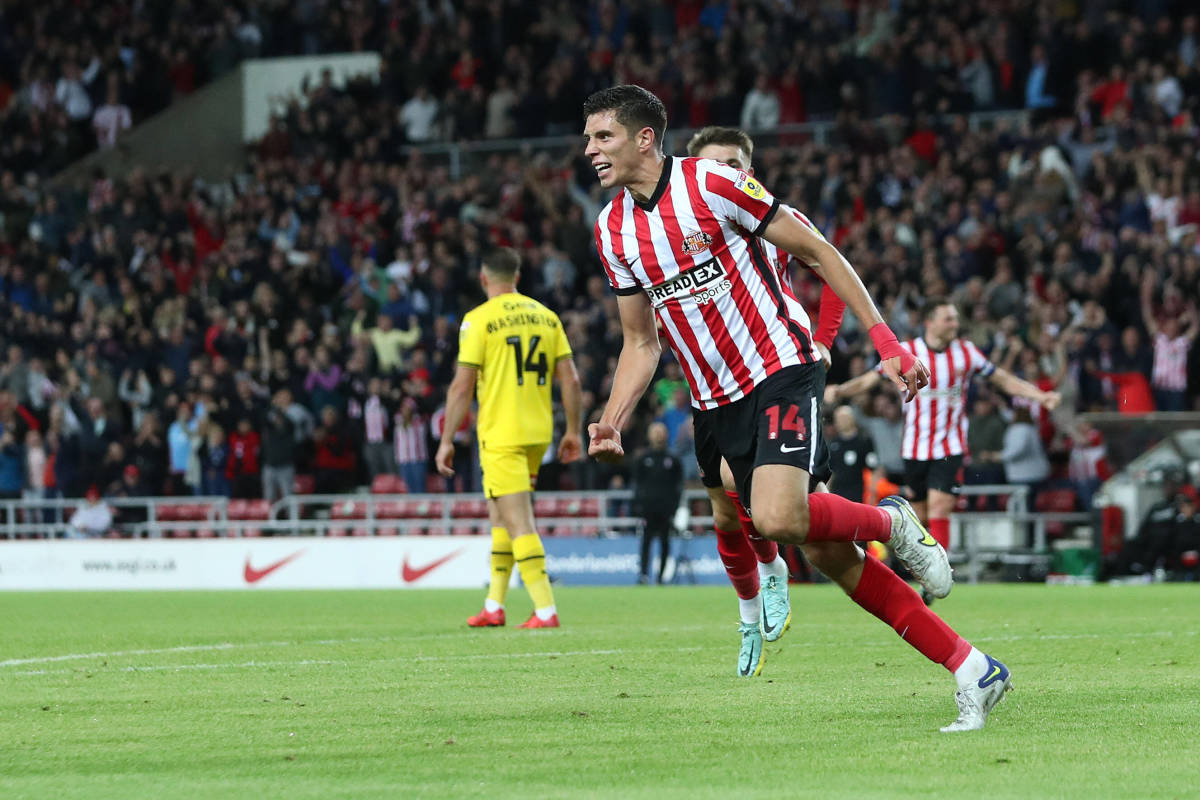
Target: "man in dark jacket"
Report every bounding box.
[261,389,296,503]
[632,421,683,584]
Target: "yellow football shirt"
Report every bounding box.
[457,292,573,448]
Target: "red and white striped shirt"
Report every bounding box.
[364,395,388,443]
[758,204,822,283]
[880,338,996,461]
[1152,333,1190,391]
[393,413,428,465]
[594,157,817,410]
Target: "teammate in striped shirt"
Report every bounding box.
[685,126,838,672]
[584,85,1011,731]
[690,126,1020,705]
[829,298,1062,594]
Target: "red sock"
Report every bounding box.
[929,517,950,549]
[726,490,778,563]
[806,492,892,542]
[714,526,760,599]
[850,553,971,672]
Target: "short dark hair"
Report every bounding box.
[483,247,521,280]
[582,85,667,152]
[923,297,956,319]
[686,126,754,161]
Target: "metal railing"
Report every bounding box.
[951,484,1095,584]
[409,110,1031,180]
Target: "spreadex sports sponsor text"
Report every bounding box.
[645,258,732,308]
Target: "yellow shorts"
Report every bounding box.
[479,443,549,499]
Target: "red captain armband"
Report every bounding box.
[869,323,915,374]
[813,282,845,348]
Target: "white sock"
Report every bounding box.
[758,555,789,581]
[953,646,989,690]
[535,604,557,621]
[738,595,761,625]
[484,598,503,613]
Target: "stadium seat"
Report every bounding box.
[409,499,444,519]
[376,501,406,519]
[534,497,560,518]
[1035,488,1078,513]
[292,474,315,495]
[371,474,403,494]
[1035,488,1080,538]
[424,475,443,493]
[226,499,248,519]
[330,501,367,520]
[450,498,487,518]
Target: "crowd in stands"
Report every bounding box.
[0,1,1199,517]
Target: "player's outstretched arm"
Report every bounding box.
[762,212,928,401]
[987,367,1062,411]
[590,292,661,463]
[555,357,584,463]
[435,364,477,477]
[827,370,884,404]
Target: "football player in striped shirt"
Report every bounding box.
[584,85,1012,730]
[829,298,1062,602]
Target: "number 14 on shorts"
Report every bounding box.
[765,404,805,441]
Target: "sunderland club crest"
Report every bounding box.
[680,230,713,255]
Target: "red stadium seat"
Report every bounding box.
[451,498,487,518]
[226,499,249,519]
[534,497,559,518]
[245,500,271,519]
[376,501,406,519]
[371,474,404,494]
[1035,489,1078,512]
[292,474,315,495]
[1035,488,1080,538]
[330,501,366,520]
[409,499,444,519]
[196,528,216,538]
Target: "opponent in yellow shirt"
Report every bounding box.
[436,247,582,629]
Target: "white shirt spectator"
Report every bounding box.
[485,84,517,138]
[56,77,93,121]
[1153,74,1183,118]
[69,500,113,537]
[740,80,780,131]
[55,60,100,121]
[399,91,439,142]
[93,102,132,149]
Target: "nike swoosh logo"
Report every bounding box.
[740,646,754,675]
[243,550,305,583]
[401,548,466,583]
[779,444,805,453]
[979,663,1004,687]
[760,598,776,634]
[919,530,937,547]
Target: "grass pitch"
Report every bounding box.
[1,584,1196,799]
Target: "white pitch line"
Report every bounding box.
[16,659,340,676]
[0,640,292,667]
[4,629,1195,672]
